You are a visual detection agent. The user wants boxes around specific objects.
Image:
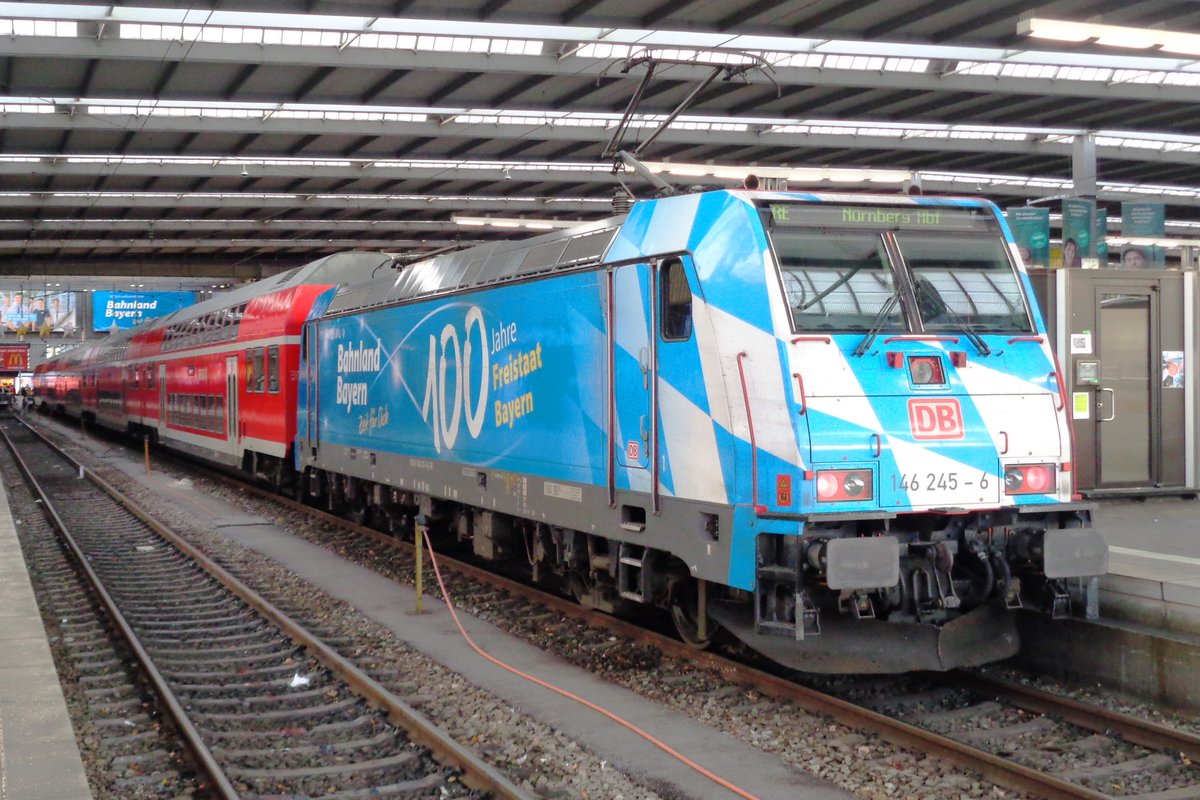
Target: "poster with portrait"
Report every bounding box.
[0,289,78,335]
[1162,351,1185,388]
[1094,206,1107,265]
[1120,202,1167,269]
[1061,198,1095,268]
[1005,207,1050,267]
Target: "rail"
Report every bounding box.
[7,417,533,800]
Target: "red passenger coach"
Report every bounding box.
[34,252,392,481]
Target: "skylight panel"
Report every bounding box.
[0,18,76,35]
[115,18,542,56]
[0,102,53,113]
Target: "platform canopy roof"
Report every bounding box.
[1,0,1199,276]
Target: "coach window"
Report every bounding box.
[254,348,265,392]
[660,259,693,341]
[267,345,280,393]
[247,348,264,393]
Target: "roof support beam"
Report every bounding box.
[9,111,1164,163]
[5,38,1199,105]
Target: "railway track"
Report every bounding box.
[23,412,1200,800]
[7,466,205,797]
[1,417,531,800]
[144,438,1200,800]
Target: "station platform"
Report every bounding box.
[1015,495,1200,710]
[0,476,91,800]
[1094,496,1200,633]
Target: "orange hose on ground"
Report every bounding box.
[420,529,763,800]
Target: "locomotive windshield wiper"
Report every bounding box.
[853,291,901,357]
[914,278,990,356]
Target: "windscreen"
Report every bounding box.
[763,202,1032,334]
[772,229,902,331]
[896,232,1032,333]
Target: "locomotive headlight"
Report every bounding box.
[815,469,874,502]
[1004,464,1056,495]
[908,355,945,385]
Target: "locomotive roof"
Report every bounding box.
[324,215,625,317]
[320,189,1006,318]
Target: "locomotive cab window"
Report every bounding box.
[761,201,1031,335]
[896,232,1032,333]
[772,229,902,332]
[660,259,693,341]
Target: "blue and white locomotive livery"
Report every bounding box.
[297,189,1106,673]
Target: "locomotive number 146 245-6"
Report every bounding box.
[891,471,991,493]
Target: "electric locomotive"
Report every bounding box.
[296,189,1107,673]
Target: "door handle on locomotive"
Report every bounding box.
[1099,387,1116,422]
[792,372,806,415]
[870,433,881,457]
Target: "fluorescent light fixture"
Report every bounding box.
[1019,18,1200,57]
[451,215,582,229]
[642,162,912,184]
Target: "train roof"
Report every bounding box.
[151,250,394,331]
[325,215,624,317]
[321,189,1007,318]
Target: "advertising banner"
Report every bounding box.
[0,289,77,334]
[0,344,29,371]
[1120,202,1166,268]
[1005,207,1050,267]
[1094,207,1107,264]
[1061,198,1095,268]
[92,291,196,331]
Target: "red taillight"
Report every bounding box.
[1004,463,1057,495]
[815,469,874,502]
[908,355,945,385]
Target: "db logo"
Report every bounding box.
[626,440,640,460]
[908,398,964,440]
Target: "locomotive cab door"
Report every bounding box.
[610,262,654,477]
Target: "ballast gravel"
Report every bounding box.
[41,417,1199,800]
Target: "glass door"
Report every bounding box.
[1095,288,1158,487]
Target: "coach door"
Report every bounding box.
[225,355,239,442]
[304,324,318,454]
[609,263,655,504]
[157,364,166,432]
